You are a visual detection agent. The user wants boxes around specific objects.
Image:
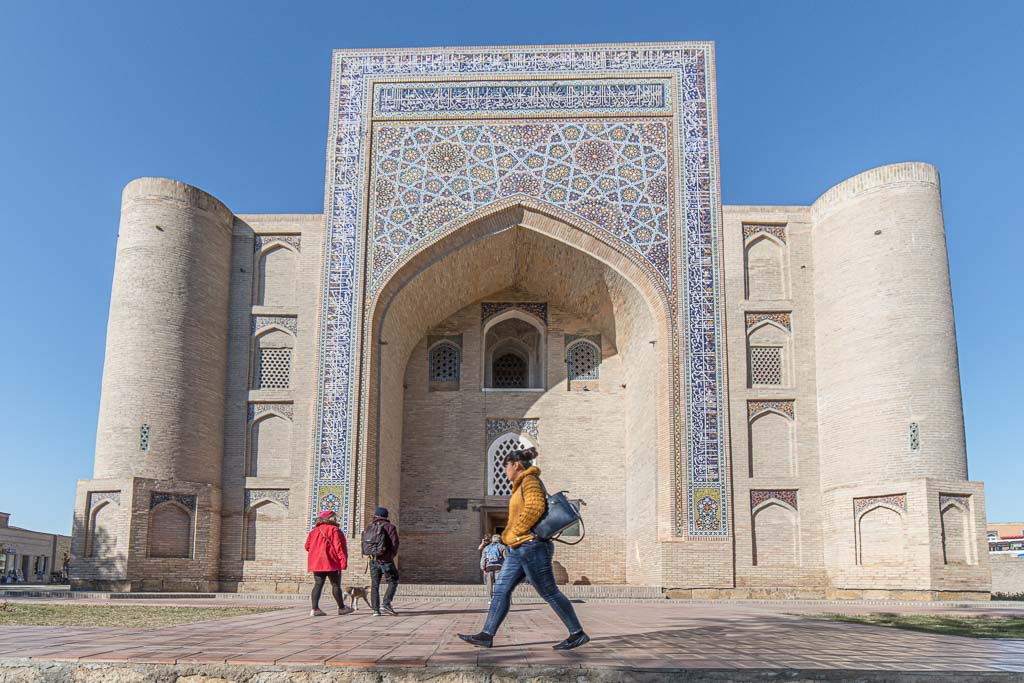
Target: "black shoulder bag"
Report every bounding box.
[524,476,585,545]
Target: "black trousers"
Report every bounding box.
[311,570,344,610]
[370,560,399,610]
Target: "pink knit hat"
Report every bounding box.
[318,510,335,519]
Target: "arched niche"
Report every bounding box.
[148,502,193,559]
[744,233,787,300]
[248,412,293,478]
[751,500,799,567]
[243,499,288,561]
[256,244,298,307]
[857,504,906,566]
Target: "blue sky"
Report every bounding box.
[1,1,1020,535]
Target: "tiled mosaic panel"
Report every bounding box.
[369,120,673,291]
[750,489,798,510]
[373,79,672,118]
[317,45,726,536]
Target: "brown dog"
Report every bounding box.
[344,585,372,611]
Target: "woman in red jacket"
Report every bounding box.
[304,510,352,616]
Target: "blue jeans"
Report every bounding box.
[482,539,582,636]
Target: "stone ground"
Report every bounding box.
[1,596,1023,680]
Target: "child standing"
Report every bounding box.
[304,510,353,616]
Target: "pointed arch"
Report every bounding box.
[243,499,288,561]
[744,232,787,300]
[751,500,799,567]
[255,243,298,307]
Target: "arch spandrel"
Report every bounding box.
[314,44,728,538]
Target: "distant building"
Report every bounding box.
[0,513,71,584]
[988,523,1024,555]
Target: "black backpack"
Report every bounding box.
[361,520,389,558]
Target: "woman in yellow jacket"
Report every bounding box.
[459,447,589,650]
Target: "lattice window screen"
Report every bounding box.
[493,353,527,388]
[429,343,460,382]
[139,424,150,452]
[488,434,533,496]
[909,422,920,452]
[567,342,600,381]
[258,349,292,389]
[749,346,783,385]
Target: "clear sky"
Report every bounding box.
[1,1,1020,535]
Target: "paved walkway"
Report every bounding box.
[1,600,1023,674]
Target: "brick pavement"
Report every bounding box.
[1,599,1023,674]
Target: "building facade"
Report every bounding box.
[0,513,71,584]
[71,43,991,598]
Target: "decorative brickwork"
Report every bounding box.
[244,489,289,511]
[150,493,197,512]
[248,402,294,422]
[750,489,798,510]
[742,223,787,243]
[252,315,297,336]
[481,302,549,325]
[255,234,301,252]
[854,494,907,517]
[747,400,794,420]
[745,312,791,331]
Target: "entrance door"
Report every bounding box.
[484,510,508,540]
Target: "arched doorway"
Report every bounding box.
[359,203,674,584]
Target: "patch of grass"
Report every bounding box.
[811,612,1024,639]
[0,601,279,627]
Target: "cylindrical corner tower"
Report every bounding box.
[812,162,966,490]
[94,177,234,485]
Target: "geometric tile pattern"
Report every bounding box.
[254,234,301,252]
[87,491,121,510]
[747,400,794,420]
[742,223,786,243]
[244,489,290,511]
[150,493,197,512]
[252,315,297,336]
[854,494,907,517]
[745,311,791,331]
[750,489,798,510]
[317,44,727,536]
[939,493,970,511]
[485,418,539,450]
[248,402,294,422]
[369,121,674,289]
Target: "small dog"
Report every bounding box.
[344,585,372,611]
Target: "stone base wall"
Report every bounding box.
[991,555,1024,595]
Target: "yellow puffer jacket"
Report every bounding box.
[502,466,547,548]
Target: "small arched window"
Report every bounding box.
[567,341,600,381]
[429,342,460,383]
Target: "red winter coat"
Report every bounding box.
[305,523,348,572]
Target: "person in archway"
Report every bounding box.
[304,510,353,616]
[458,447,589,650]
[363,507,400,616]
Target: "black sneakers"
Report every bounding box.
[553,631,590,650]
[457,632,494,648]
[381,605,398,616]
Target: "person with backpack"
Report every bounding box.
[362,507,400,616]
[478,534,509,599]
[304,510,353,617]
[458,447,589,651]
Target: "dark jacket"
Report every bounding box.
[370,515,400,563]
